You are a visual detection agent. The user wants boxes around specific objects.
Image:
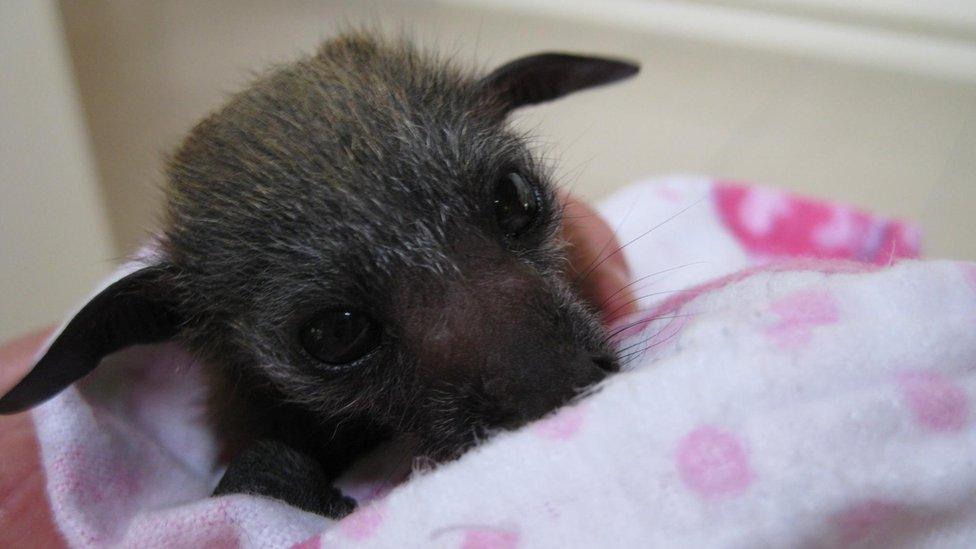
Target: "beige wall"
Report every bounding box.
[2,0,975,339]
[58,0,976,259]
[0,1,115,340]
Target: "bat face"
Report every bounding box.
[0,33,637,464]
[163,36,619,459]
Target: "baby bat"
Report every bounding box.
[0,32,638,518]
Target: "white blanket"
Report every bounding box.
[27,177,976,547]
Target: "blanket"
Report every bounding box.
[23,177,976,547]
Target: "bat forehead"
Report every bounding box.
[166,124,538,292]
[164,42,534,266]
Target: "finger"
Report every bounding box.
[0,327,53,395]
[559,191,638,323]
[0,327,64,547]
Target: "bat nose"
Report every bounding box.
[590,352,620,373]
[562,351,616,394]
[481,351,617,423]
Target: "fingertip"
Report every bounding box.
[0,327,54,396]
[600,263,639,323]
[558,191,638,322]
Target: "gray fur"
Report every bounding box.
[161,33,628,457]
[1,32,639,516]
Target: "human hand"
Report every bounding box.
[559,191,637,324]
[0,328,64,548]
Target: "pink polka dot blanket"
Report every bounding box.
[23,176,976,547]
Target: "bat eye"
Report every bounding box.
[493,171,540,238]
[299,310,381,365]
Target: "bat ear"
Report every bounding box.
[0,265,181,414]
[478,52,639,116]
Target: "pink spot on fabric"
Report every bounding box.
[832,499,903,544]
[813,206,858,249]
[764,289,840,349]
[339,503,384,540]
[898,371,969,432]
[738,187,792,235]
[461,529,520,549]
[533,404,586,440]
[713,182,920,263]
[290,536,321,549]
[676,426,754,498]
